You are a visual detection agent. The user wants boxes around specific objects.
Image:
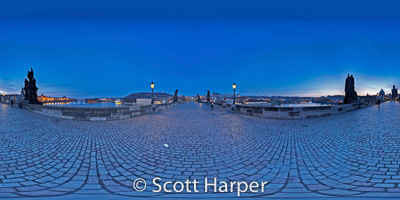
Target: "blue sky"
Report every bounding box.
[1,1,400,98]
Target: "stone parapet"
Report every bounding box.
[21,102,179,121]
[213,102,373,119]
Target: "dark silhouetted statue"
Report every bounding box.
[392,85,398,101]
[23,68,42,105]
[197,93,201,103]
[343,74,358,104]
[173,89,178,102]
[207,90,210,103]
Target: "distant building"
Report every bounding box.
[1,94,20,104]
[236,96,248,104]
[392,85,398,101]
[99,98,115,103]
[245,99,268,104]
[115,99,122,105]
[136,98,152,105]
[85,98,100,104]
[314,95,344,104]
[153,99,163,104]
[211,91,240,98]
[178,95,188,101]
[358,94,376,104]
[38,94,74,103]
[124,92,172,102]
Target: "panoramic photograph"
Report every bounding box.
[1,0,400,199]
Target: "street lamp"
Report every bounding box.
[151,82,155,104]
[232,82,236,105]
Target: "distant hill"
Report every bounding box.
[124,92,172,100]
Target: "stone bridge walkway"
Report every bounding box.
[1,102,400,199]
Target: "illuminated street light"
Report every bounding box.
[151,82,155,104]
[232,82,236,105]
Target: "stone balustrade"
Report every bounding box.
[213,102,373,119]
[21,102,179,121]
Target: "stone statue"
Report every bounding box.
[173,89,178,102]
[23,68,42,105]
[207,90,210,103]
[27,69,34,81]
[343,74,358,104]
[23,79,29,99]
[392,85,398,101]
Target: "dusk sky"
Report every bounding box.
[1,0,400,98]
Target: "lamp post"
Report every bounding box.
[232,82,236,105]
[151,82,155,104]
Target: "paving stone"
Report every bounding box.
[1,102,400,198]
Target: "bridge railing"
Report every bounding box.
[21,102,180,121]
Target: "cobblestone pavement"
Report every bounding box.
[1,102,400,199]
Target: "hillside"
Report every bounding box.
[124,92,172,100]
